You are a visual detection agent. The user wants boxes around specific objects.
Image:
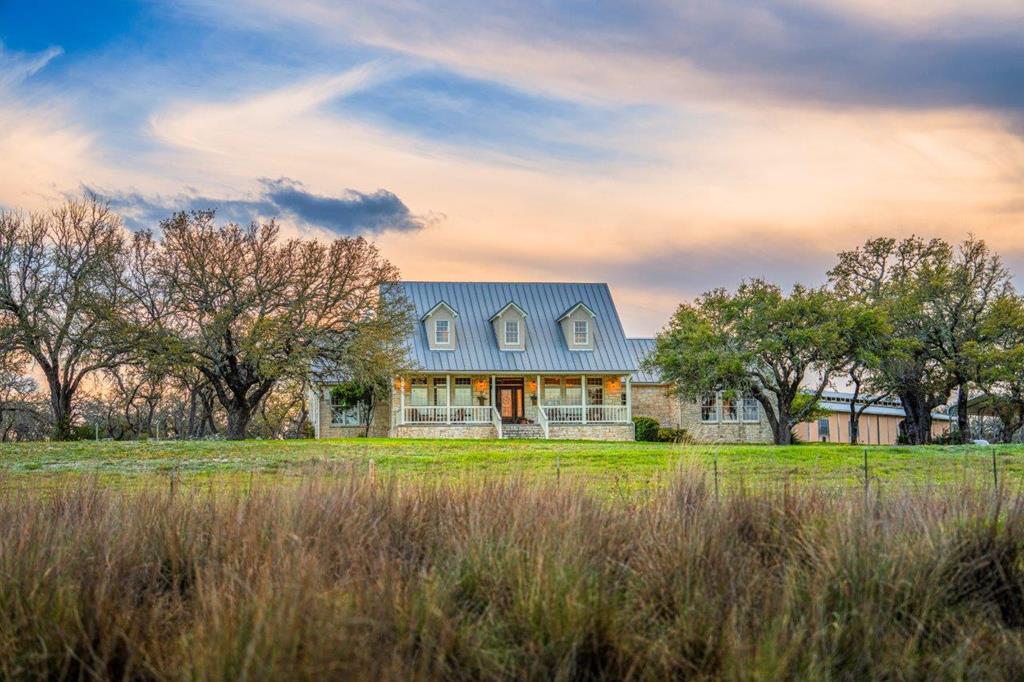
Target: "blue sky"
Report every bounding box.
[2,0,1024,333]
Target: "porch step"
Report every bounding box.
[501,423,546,439]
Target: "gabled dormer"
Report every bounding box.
[489,301,528,352]
[557,302,596,351]
[422,300,458,351]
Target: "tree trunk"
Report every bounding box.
[898,391,933,445]
[226,404,252,440]
[957,384,970,440]
[48,380,74,441]
[773,405,793,445]
[849,402,860,445]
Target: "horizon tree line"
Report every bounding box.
[0,196,1021,444]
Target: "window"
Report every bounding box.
[434,319,450,344]
[409,377,428,406]
[433,377,448,406]
[574,320,589,345]
[721,393,738,422]
[564,377,582,404]
[587,377,603,405]
[505,319,520,345]
[543,377,562,405]
[453,377,472,406]
[817,418,830,441]
[700,393,718,422]
[330,398,368,426]
[742,397,760,422]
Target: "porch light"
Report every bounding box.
[393,378,403,390]
[474,379,488,392]
[527,379,537,392]
[606,377,621,391]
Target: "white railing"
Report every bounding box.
[491,406,503,439]
[536,406,550,439]
[399,405,493,424]
[542,404,630,423]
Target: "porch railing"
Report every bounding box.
[536,406,550,439]
[543,405,630,423]
[399,405,493,424]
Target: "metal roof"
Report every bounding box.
[625,337,662,383]
[398,281,639,373]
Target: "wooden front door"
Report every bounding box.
[496,379,524,424]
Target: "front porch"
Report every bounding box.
[391,374,634,439]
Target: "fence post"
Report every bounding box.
[713,450,719,504]
[863,448,869,504]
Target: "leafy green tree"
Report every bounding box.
[966,294,1024,442]
[648,279,850,445]
[830,236,1010,443]
[129,211,410,440]
[0,198,137,440]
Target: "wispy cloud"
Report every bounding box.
[92,177,426,235]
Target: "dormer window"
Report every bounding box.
[574,320,589,345]
[434,319,450,345]
[505,319,520,345]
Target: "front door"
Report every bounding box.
[497,380,524,424]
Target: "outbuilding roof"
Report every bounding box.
[398,281,638,373]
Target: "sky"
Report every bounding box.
[2,0,1023,336]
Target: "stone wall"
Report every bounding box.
[630,384,680,428]
[678,399,774,444]
[548,423,635,441]
[391,424,498,439]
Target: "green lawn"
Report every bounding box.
[1,437,1023,493]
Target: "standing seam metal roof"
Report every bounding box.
[399,282,639,373]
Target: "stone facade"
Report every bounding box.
[391,424,498,439]
[316,396,391,438]
[548,423,635,441]
[630,384,681,429]
[678,398,774,443]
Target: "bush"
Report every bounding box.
[633,416,659,441]
[657,427,689,443]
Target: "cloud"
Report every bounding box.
[0,43,63,89]
[167,0,1024,116]
[92,177,426,235]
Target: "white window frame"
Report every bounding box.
[700,393,718,423]
[453,377,472,406]
[742,396,760,422]
[720,392,738,422]
[434,319,450,345]
[504,319,520,345]
[573,320,589,345]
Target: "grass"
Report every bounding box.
[2,469,1024,679]
[1,438,1023,494]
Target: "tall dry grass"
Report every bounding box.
[1,468,1023,680]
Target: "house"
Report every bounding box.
[310,282,644,439]
[309,281,944,443]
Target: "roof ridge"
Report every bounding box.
[401,280,609,286]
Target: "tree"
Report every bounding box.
[829,236,1011,444]
[833,300,892,445]
[966,294,1024,442]
[648,280,850,445]
[129,211,409,440]
[0,198,137,440]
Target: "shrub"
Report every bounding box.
[633,416,659,441]
[657,427,689,443]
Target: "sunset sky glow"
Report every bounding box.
[2,1,1023,334]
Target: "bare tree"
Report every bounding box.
[0,199,137,440]
[129,211,407,439]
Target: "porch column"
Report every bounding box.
[582,374,587,424]
[446,374,451,424]
[399,377,405,425]
[536,374,542,411]
[490,375,496,412]
[625,375,632,423]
